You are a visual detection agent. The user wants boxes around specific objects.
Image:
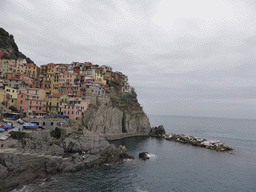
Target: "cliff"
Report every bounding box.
[0,28,34,63]
[82,86,151,139]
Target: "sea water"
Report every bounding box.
[22,115,256,191]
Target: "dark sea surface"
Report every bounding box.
[20,115,256,192]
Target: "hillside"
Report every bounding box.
[0,27,34,63]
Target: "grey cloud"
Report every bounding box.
[2,0,256,118]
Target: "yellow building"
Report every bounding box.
[95,69,106,85]
[24,64,39,79]
[44,63,57,94]
[2,59,16,75]
[0,89,7,104]
[13,58,27,73]
[52,73,60,94]
[47,63,57,74]
[5,86,18,108]
[48,94,69,114]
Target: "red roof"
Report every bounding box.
[9,78,21,81]
[49,93,65,98]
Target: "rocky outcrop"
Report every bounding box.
[139,152,150,160]
[0,128,134,191]
[11,130,64,156]
[82,104,151,137]
[62,129,109,154]
[100,144,134,163]
[149,125,166,137]
[82,85,151,139]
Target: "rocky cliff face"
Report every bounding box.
[82,86,151,138]
[0,27,34,63]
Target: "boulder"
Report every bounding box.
[139,152,150,160]
[150,125,166,137]
[100,144,134,163]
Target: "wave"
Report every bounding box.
[147,153,157,160]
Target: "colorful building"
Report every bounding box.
[17,88,47,117]
[48,94,69,114]
[61,97,89,120]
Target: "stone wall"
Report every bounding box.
[23,118,73,130]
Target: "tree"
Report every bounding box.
[9,106,17,111]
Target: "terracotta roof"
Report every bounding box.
[49,93,65,98]
[25,64,36,67]
[47,63,55,66]
[9,78,21,81]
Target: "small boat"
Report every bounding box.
[0,134,10,140]
[0,128,5,132]
[1,125,9,131]
[17,119,24,124]
[8,128,19,132]
[23,123,38,129]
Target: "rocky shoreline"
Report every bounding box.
[150,125,233,152]
[0,124,234,191]
[0,128,135,191]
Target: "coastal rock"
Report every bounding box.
[83,104,151,136]
[0,163,8,179]
[149,125,166,137]
[100,144,134,163]
[10,130,65,156]
[62,130,109,154]
[139,152,150,160]
[162,133,233,152]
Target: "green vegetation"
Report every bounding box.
[9,106,18,111]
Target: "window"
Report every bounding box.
[76,111,79,115]
[21,95,23,98]
[43,122,45,125]
[51,122,53,125]
[72,106,74,109]
[20,100,22,104]
[72,111,74,114]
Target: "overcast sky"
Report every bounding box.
[1,0,256,119]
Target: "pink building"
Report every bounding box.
[22,76,33,87]
[17,88,47,117]
[56,64,69,73]
[62,97,89,120]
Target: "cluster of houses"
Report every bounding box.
[0,59,132,120]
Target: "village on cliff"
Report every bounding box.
[0,54,133,121]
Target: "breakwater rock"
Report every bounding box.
[163,133,233,152]
[149,125,166,137]
[150,125,233,152]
